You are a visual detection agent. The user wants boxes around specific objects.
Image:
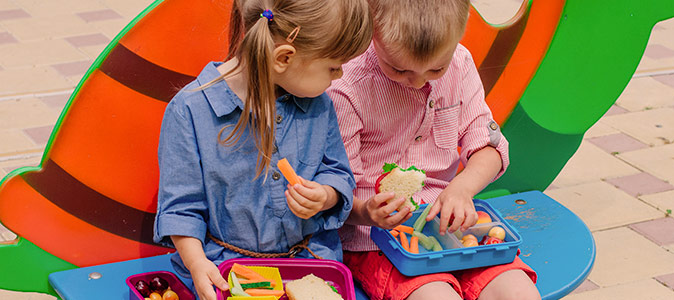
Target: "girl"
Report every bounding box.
[153,0,372,299]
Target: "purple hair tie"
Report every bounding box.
[260,9,273,22]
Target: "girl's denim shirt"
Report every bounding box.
[154,62,355,277]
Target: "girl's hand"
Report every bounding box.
[285,176,336,219]
[361,192,413,229]
[189,257,228,300]
[426,186,478,234]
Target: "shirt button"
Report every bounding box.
[272,171,281,180]
[272,144,278,154]
[415,136,422,142]
[429,100,434,108]
[489,121,499,130]
[276,115,283,124]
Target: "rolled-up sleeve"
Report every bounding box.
[457,53,510,180]
[154,98,209,247]
[312,103,356,230]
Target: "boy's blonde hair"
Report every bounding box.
[369,0,470,62]
[210,0,372,178]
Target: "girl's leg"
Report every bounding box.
[407,281,462,300]
[477,270,540,300]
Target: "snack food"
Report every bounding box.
[375,163,426,212]
[285,274,343,300]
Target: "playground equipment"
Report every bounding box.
[1,0,673,298]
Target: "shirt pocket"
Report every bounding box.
[295,118,326,166]
[432,104,460,149]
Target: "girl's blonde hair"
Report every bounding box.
[369,0,470,62]
[208,0,372,178]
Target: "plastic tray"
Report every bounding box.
[371,199,522,276]
[217,258,355,300]
[126,270,196,300]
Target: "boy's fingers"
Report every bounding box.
[462,211,478,231]
[438,204,453,235]
[385,208,412,228]
[372,192,394,207]
[426,200,442,221]
[447,211,465,233]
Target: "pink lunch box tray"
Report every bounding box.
[126,270,196,300]
[217,258,355,300]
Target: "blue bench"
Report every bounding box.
[48,191,594,299]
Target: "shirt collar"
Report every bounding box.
[197,61,312,116]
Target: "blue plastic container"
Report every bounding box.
[370,199,522,276]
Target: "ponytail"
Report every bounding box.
[219,10,277,179]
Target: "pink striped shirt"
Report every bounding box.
[327,43,509,252]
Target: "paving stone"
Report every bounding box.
[13,0,106,16]
[587,133,648,154]
[0,39,86,68]
[615,76,674,112]
[0,129,35,155]
[619,143,674,186]
[23,125,54,145]
[640,190,674,215]
[653,74,674,89]
[64,33,109,48]
[76,9,122,23]
[629,217,674,246]
[569,280,600,294]
[655,272,674,290]
[603,104,629,116]
[584,121,620,139]
[602,108,674,146]
[588,227,674,287]
[51,60,91,77]
[547,181,661,231]
[605,172,674,197]
[2,13,95,41]
[0,8,30,21]
[0,31,18,45]
[644,44,674,59]
[39,93,70,111]
[549,141,640,187]
[562,278,674,300]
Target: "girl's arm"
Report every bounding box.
[171,236,228,300]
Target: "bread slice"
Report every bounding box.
[285,274,343,300]
[375,163,425,212]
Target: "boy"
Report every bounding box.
[327,1,540,299]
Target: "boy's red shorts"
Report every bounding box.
[343,250,537,300]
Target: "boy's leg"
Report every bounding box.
[456,256,539,300]
[344,251,462,300]
[408,281,462,300]
[477,269,540,300]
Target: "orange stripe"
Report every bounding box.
[0,176,171,267]
[119,0,233,77]
[49,70,165,212]
[486,0,565,124]
[462,6,499,67]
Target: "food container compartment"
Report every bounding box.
[217,258,355,300]
[127,270,196,300]
[371,199,522,276]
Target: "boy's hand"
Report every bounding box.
[190,257,228,300]
[426,187,478,234]
[285,176,336,219]
[362,192,413,229]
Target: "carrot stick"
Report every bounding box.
[399,232,410,252]
[231,263,267,282]
[244,289,286,297]
[410,236,419,254]
[277,158,301,185]
[390,229,400,237]
[394,225,414,235]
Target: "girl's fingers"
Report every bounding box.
[380,196,406,217]
[286,184,314,208]
[208,269,228,292]
[285,191,311,219]
[385,208,412,228]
